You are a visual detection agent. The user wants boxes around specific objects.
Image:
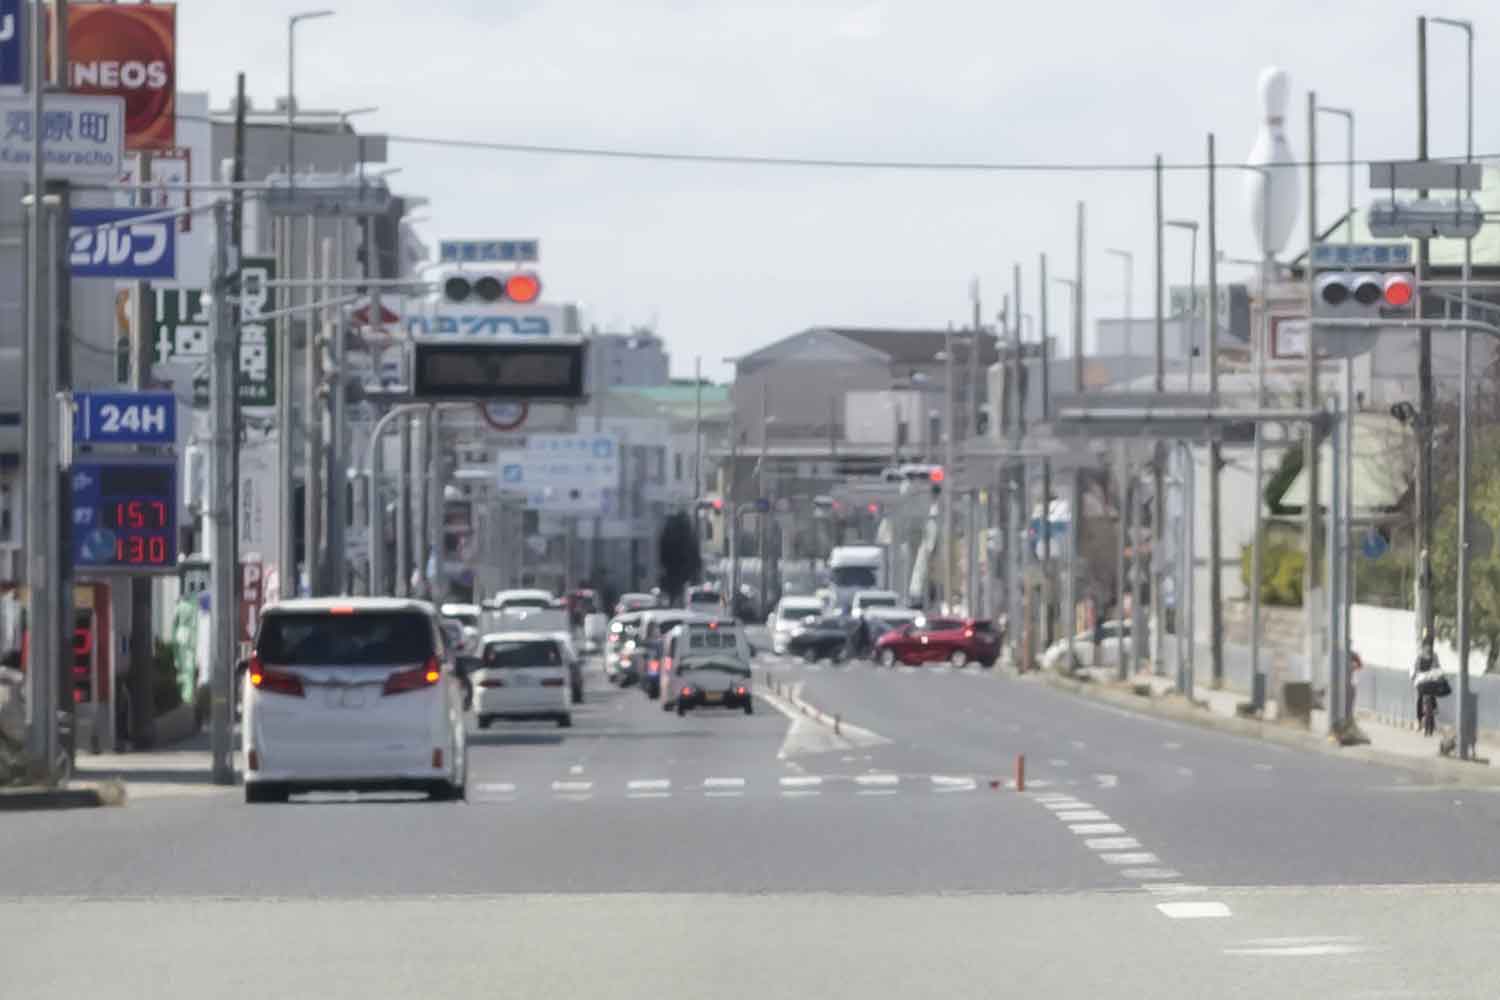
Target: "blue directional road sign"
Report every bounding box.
[73,391,176,446]
[438,239,539,264]
[0,0,24,91]
[1361,529,1389,561]
[69,207,177,280]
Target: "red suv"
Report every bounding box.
[874,617,999,668]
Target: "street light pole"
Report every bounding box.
[1432,15,1475,758]
[1105,247,1137,676]
[1053,274,1079,671]
[1166,218,1199,686]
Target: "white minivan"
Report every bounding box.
[471,632,574,729]
[242,598,468,804]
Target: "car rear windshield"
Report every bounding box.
[858,595,897,608]
[257,611,434,666]
[688,590,719,603]
[484,639,562,668]
[500,597,552,610]
[831,566,878,588]
[686,629,739,651]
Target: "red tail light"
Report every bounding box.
[249,657,305,697]
[963,629,974,638]
[735,686,747,696]
[540,678,565,688]
[384,657,442,696]
[681,686,695,697]
[649,658,660,675]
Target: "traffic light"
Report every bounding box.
[866,502,881,516]
[441,271,543,305]
[696,498,724,513]
[930,466,945,496]
[1314,271,1414,315]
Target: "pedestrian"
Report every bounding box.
[1347,650,1363,715]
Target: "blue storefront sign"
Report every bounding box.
[73,391,177,446]
[0,0,23,92]
[69,207,177,280]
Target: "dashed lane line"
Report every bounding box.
[1157,901,1232,919]
[1056,810,1112,822]
[1070,823,1127,835]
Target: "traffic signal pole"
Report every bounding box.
[1303,90,1321,686]
[208,202,237,785]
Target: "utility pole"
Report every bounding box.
[128,147,157,750]
[943,325,955,611]
[1415,18,1434,644]
[1152,154,1166,675]
[208,202,236,785]
[327,217,347,594]
[304,226,325,595]
[1039,254,1054,647]
[1207,132,1225,687]
[1304,90,1322,684]
[230,74,247,635]
[758,384,769,618]
[276,210,296,598]
[1070,203,1086,668]
[1006,272,1023,667]
[428,406,445,601]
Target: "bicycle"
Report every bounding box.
[1419,690,1438,737]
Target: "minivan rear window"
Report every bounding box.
[484,639,562,668]
[257,611,434,666]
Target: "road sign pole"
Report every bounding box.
[208,202,236,785]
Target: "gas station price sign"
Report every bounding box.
[71,458,178,573]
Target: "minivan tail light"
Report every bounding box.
[649,658,660,674]
[384,657,442,696]
[249,658,305,697]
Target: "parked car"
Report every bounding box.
[471,632,573,729]
[769,595,826,654]
[241,598,468,804]
[785,614,852,663]
[874,617,1000,668]
[1041,620,1131,673]
[662,620,753,716]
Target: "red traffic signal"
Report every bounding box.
[930,467,945,483]
[1315,271,1414,311]
[866,502,880,515]
[1383,273,1414,307]
[443,271,544,305]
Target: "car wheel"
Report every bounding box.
[880,649,897,668]
[979,658,996,669]
[557,714,573,729]
[245,783,288,805]
[743,699,754,716]
[677,700,687,717]
[949,650,969,668]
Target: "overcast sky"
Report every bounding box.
[179,1,1500,380]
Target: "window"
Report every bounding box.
[256,611,435,666]
[831,566,878,588]
[483,639,562,668]
[675,453,684,481]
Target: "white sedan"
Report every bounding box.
[242,598,468,804]
[1040,620,1132,673]
[471,632,574,729]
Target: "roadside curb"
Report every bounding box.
[1033,670,1500,787]
[757,672,887,747]
[0,778,127,811]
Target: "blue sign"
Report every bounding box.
[71,459,179,573]
[73,391,176,446]
[69,207,177,279]
[1362,529,1390,560]
[405,312,553,337]
[438,239,539,264]
[1310,243,1413,269]
[0,0,23,91]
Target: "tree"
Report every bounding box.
[1430,425,1500,671]
[657,511,703,606]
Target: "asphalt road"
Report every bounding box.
[4,649,1498,999]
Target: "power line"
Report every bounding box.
[184,112,1500,175]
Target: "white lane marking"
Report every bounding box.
[1070,823,1126,835]
[1120,868,1181,880]
[1040,799,1091,811]
[1163,742,1182,751]
[931,776,977,792]
[1070,740,1087,750]
[704,777,746,789]
[1176,766,1195,777]
[780,789,821,798]
[855,774,899,787]
[1144,884,1208,896]
[1223,943,1366,957]
[780,776,822,788]
[627,779,671,791]
[626,792,671,800]
[1157,901,1231,919]
[1085,837,1142,850]
[477,782,516,794]
[1240,936,1362,947]
[569,765,584,775]
[1099,852,1159,865]
[857,789,899,797]
[1056,810,1111,822]
[1094,774,1119,789]
[1254,763,1274,772]
[897,666,917,675]
[1032,792,1073,802]
[705,791,744,798]
[1049,758,1070,767]
[551,781,592,793]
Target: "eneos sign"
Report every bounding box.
[66,3,176,150]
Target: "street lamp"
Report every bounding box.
[1432,15,1476,759]
[287,10,336,180]
[1314,105,1355,244]
[1164,219,1199,390]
